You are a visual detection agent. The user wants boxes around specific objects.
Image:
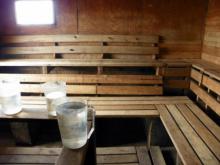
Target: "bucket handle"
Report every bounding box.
[87,106,95,139]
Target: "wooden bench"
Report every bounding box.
[157,102,220,165]
[0,34,220,165]
[0,73,163,96]
[0,34,161,74]
[190,60,220,116]
[0,34,164,96]
[0,96,192,119]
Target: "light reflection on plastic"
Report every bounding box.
[15,0,54,25]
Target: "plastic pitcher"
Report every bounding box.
[56,99,95,149]
[42,81,66,116]
[0,79,22,115]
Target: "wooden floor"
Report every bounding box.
[0,146,166,165]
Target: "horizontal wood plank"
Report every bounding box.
[202,75,220,95]
[21,84,97,94]
[0,147,61,155]
[96,146,136,155]
[0,155,57,164]
[156,104,202,165]
[0,35,159,43]
[191,68,203,83]
[176,104,220,160]
[97,86,163,95]
[0,74,162,84]
[190,81,220,116]
[186,103,220,141]
[97,154,138,164]
[167,104,219,165]
[0,46,159,55]
[0,59,164,67]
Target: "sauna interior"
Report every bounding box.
[0,0,219,165]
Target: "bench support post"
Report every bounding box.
[147,120,153,149]
[10,122,32,145]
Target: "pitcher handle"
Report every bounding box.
[87,106,95,139]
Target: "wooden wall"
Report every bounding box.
[0,0,208,59]
[202,0,220,65]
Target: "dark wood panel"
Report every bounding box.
[0,0,77,34]
[202,0,220,65]
[78,0,207,59]
[0,0,208,59]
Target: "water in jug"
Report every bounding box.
[56,99,94,149]
[42,81,66,116]
[0,79,22,115]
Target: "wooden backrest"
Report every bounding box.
[0,73,163,96]
[0,35,159,60]
[0,35,163,96]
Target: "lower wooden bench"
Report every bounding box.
[0,146,166,165]
[157,103,220,165]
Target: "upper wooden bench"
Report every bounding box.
[0,34,163,96]
[0,34,161,74]
[189,59,220,116]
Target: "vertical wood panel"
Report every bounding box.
[0,0,209,59]
[0,0,78,34]
[202,0,220,65]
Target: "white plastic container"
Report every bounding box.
[42,81,66,116]
[56,99,95,149]
[0,79,22,115]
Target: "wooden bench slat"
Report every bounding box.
[21,96,190,101]
[176,104,220,160]
[150,146,166,165]
[0,74,162,84]
[202,75,220,95]
[0,147,61,155]
[97,86,163,95]
[21,84,97,94]
[190,81,220,116]
[20,96,191,105]
[0,46,159,55]
[0,35,159,43]
[0,59,164,67]
[136,146,152,165]
[96,146,136,155]
[96,110,159,118]
[20,84,162,95]
[186,103,220,141]
[0,155,57,164]
[204,69,220,82]
[191,68,203,83]
[167,104,219,165]
[93,104,156,110]
[156,104,202,165]
[88,99,192,105]
[97,154,138,164]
